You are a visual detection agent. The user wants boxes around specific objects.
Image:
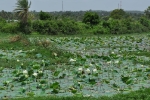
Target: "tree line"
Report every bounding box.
[0,0,150,35]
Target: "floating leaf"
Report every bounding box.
[89,78,96,85]
[51,89,59,94]
[121,75,131,84]
[33,64,40,69]
[26,92,35,97]
[35,53,42,58]
[40,80,47,84]
[50,82,60,90]
[53,71,60,77]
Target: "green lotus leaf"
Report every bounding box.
[59,73,66,79]
[88,78,96,85]
[26,91,35,97]
[40,80,47,84]
[69,87,77,94]
[19,75,27,82]
[53,71,60,77]
[35,53,42,58]
[51,89,59,94]
[50,82,60,90]
[33,64,40,69]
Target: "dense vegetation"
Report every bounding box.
[1,0,150,99]
[0,6,150,35]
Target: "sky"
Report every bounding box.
[0,0,150,12]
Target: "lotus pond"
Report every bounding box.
[1,34,150,99]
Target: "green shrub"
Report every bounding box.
[32,19,80,35]
[93,24,110,34]
[39,11,52,20]
[0,17,6,31]
[107,18,121,34]
[1,23,19,33]
[110,9,127,19]
[32,20,58,35]
[57,19,80,35]
[82,11,100,26]
[139,16,150,28]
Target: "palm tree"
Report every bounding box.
[14,0,31,23]
[14,0,31,33]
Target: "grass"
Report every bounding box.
[0,34,76,70]
[10,88,150,100]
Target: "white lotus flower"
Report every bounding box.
[42,60,45,63]
[115,60,119,64]
[17,59,20,62]
[78,68,83,71]
[107,61,111,64]
[53,52,57,56]
[93,69,97,73]
[6,81,10,84]
[21,63,24,66]
[23,70,28,74]
[25,75,28,78]
[89,63,93,66]
[38,70,43,73]
[111,52,114,54]
[19,50,22,53]
[70,58,76,62]
[86,68,90,74]
[33,73,38,77]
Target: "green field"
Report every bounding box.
[0,33,150,100]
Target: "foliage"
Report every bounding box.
[110,9,126,19]
[14,0,31,34]
[82,11,100,26]
[139,16,150,28]
[39,11,52,20]
[1,23,19,33]
[0,17,6,31]
[144,6,150,19]
[32,19,80,35]
[1,7,150,35]
[93,24,110,34]
[32,20,58,35]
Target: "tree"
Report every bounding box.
[14,0,31,33]
[144,6,150,19]
[110,9,126,19]
[39,11,52,20]
[82,11,100,26]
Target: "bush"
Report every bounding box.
[93,24,110,34]
[1,23,19,33]
[57,19,80,35]
[32,19,80,35]
[110,9,126,19]
[139,16,150,28]
[32,20,58,35]
[39,11,52,20]
[107,18,121,34]
[82,11,100,26]
[0,17,6,31]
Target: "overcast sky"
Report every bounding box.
[1,0,150,12]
